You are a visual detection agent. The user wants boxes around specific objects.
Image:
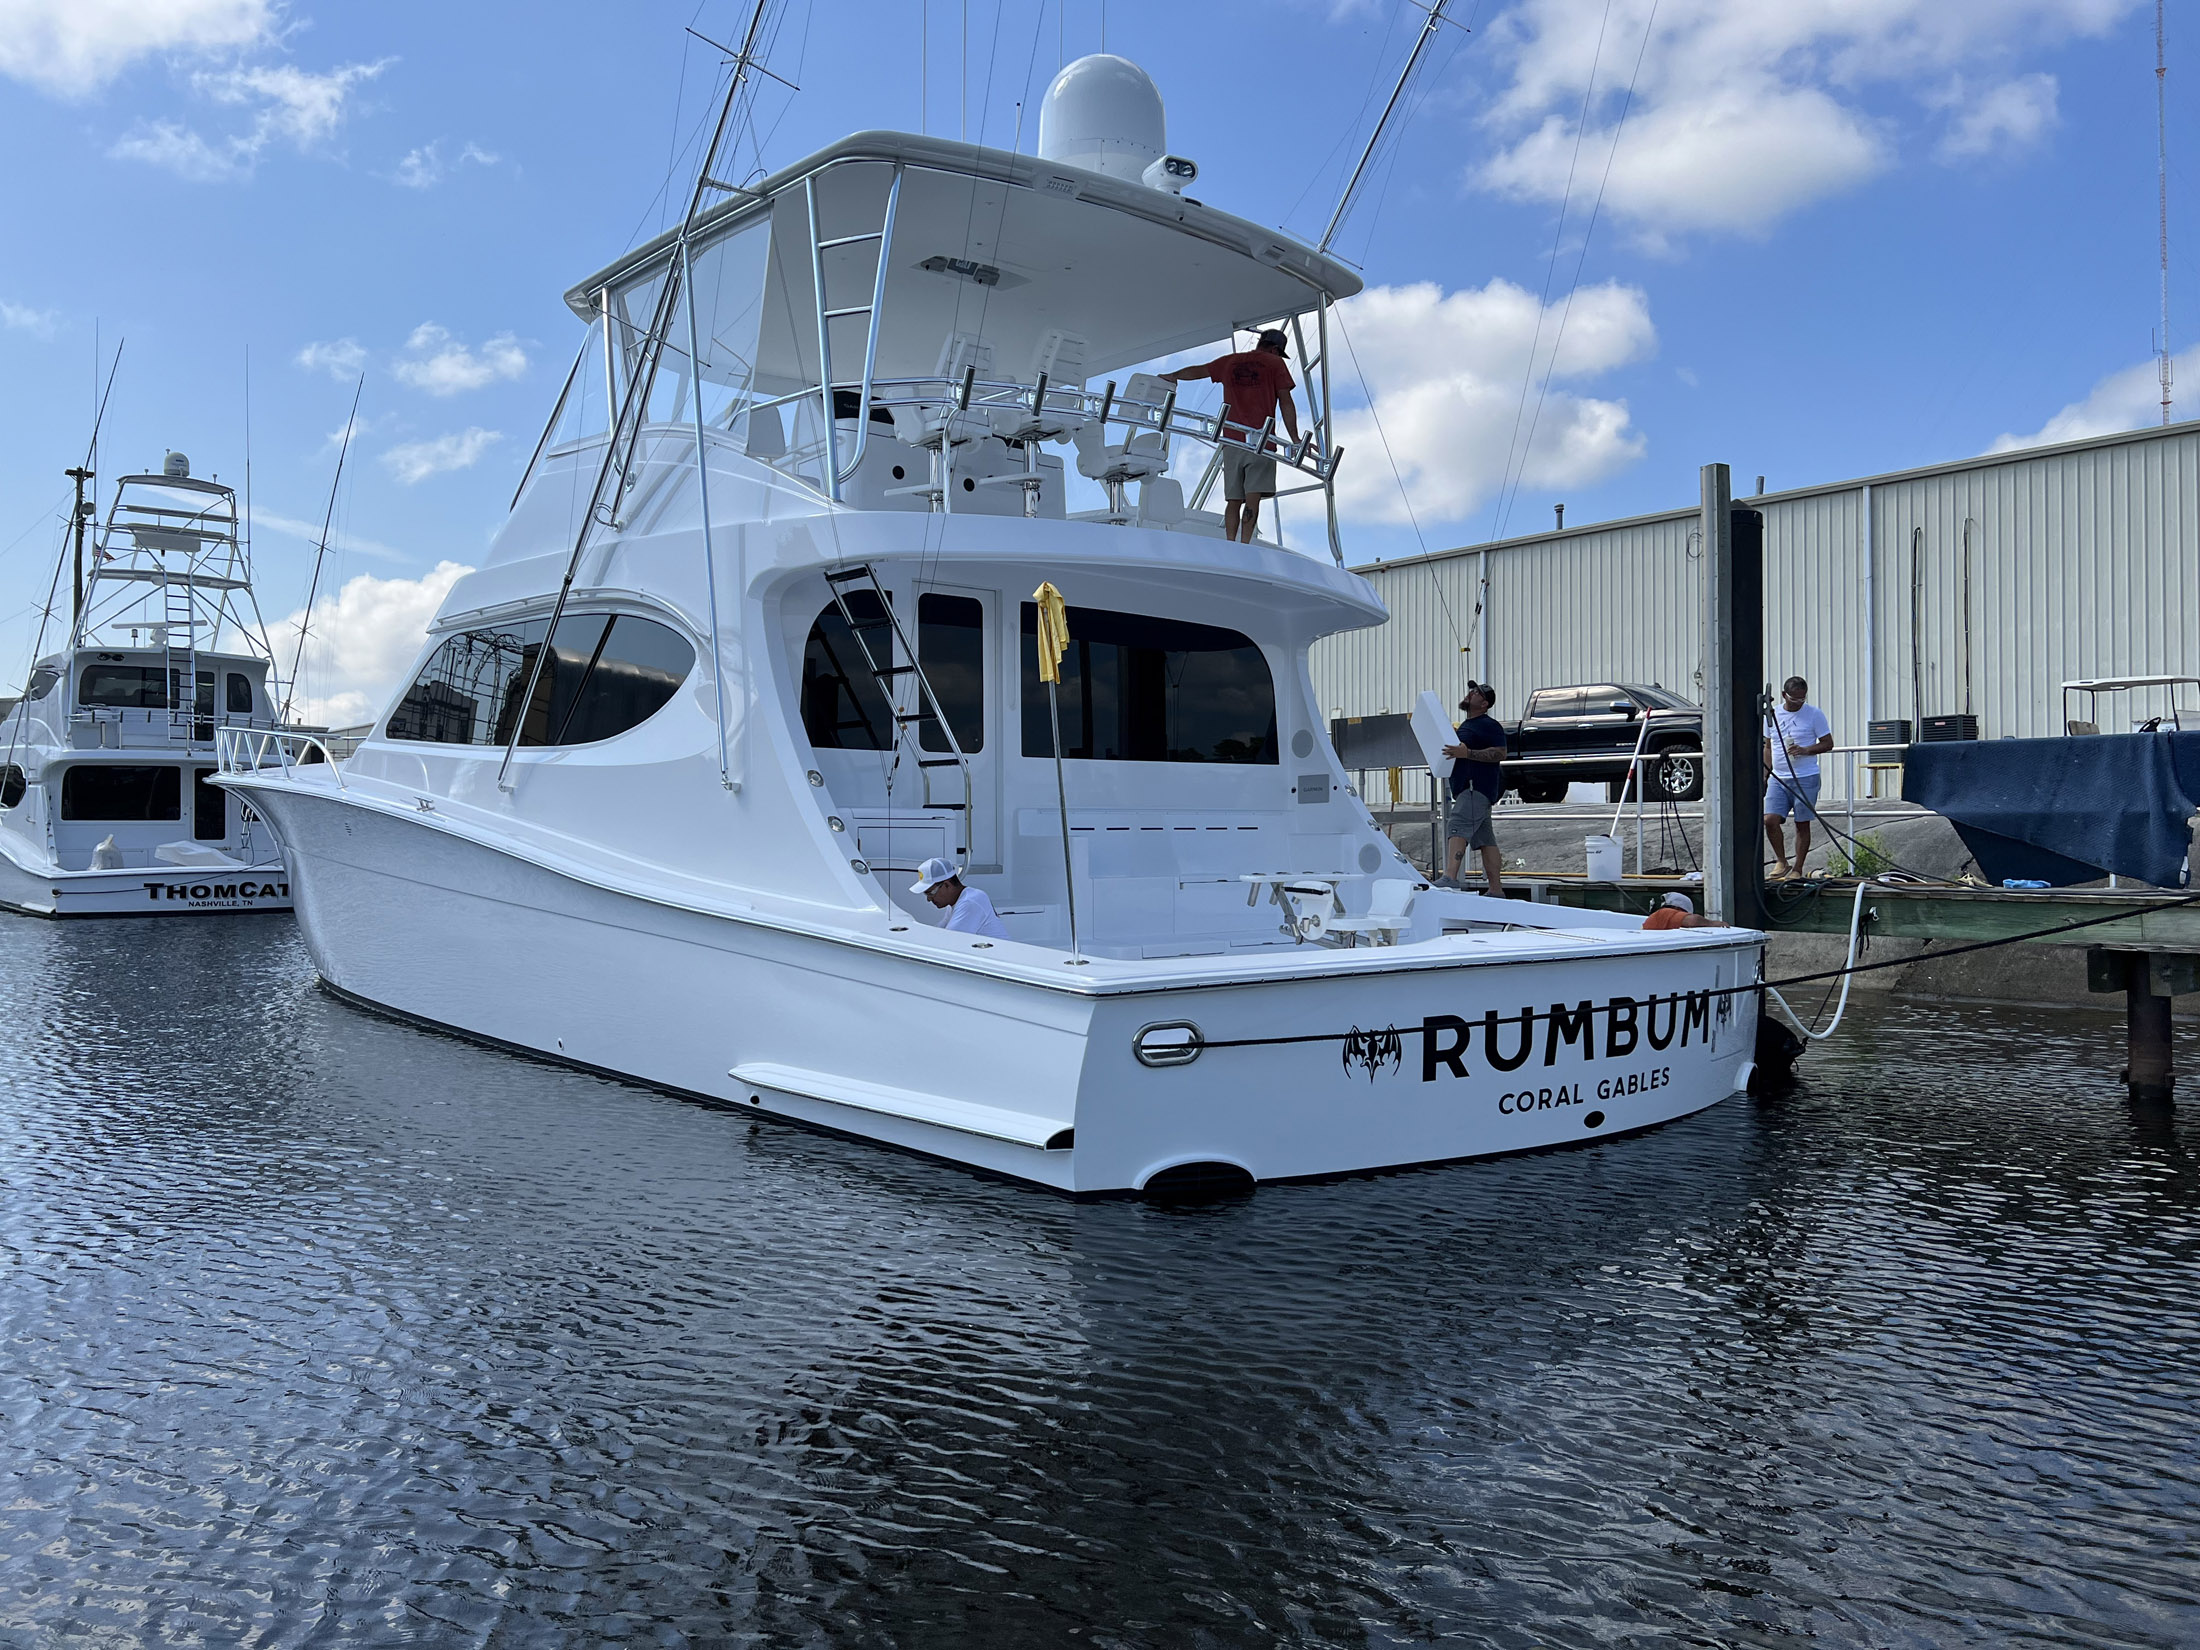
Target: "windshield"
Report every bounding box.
[1625,684,1697,710]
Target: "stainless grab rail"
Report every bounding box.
[216,725,349,791]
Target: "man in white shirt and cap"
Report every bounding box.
[911,857,1009,939]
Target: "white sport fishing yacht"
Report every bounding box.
[222,54,1762,1192]
[1,453,290,917]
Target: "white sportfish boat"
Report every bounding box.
[1,453,290,917]
[222,56,1762,1192]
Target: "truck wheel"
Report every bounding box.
[1649,748,1704,802]
[1519,781,1568,805]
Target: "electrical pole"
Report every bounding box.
[65,466,93,621]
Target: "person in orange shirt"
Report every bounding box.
[1642,891,1712,930]
[1160,329,1300,543]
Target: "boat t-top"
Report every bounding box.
[222,52,1763,1192]
[0,451,290,916]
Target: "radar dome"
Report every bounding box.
[1037,54,1165,183]
[162,451,190,479]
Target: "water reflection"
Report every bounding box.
[0,916,2195,1646]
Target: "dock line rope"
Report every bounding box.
[1186,885,2200,1054]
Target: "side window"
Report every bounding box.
[385,614,692,747]
[25,666,59,701]
[61,765,181,821]
[0,765,24,809]
[227,672,254,713]
[544,615,694,744]
[1533,689,1586,719]
[917,593,985,753]
[1019,603,1276,763]
[388,625,539,745]
[801,593,893,751]
[79,665,168,708]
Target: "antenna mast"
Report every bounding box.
[2158,0,2173,425]
[283,375,364,723]
[1322,0,1460,253]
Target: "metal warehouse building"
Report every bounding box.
[1310,419,2200,797]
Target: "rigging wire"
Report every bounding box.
[1493,0,1658,545]
[1332,306,1471,675]
[1485,0,1615,547]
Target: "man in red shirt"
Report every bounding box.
[1161,328,1300,543]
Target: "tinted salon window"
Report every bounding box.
[1020,604,1275,763]
[386,613,693,747]
[801,593,893,751]
[0,765,24,809]
[227,672,254,713]
[61,764,181,820]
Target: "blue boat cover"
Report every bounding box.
[1902,732,2200,888]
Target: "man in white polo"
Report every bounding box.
[1763,675,1834,879]
[911,857,1009,939]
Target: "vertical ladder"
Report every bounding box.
[163,565,198,742]
[805,166,902,501]
[821,563,972,864]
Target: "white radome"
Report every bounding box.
[1037,54,1166,183]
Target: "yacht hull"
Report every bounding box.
[246,785,1762,1194]
[0,840,291,918]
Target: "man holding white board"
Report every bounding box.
[1424,682,1507,896]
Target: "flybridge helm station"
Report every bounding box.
[516,54,1360,557]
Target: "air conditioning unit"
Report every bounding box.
[1920,714,1980,742]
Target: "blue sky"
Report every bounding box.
[0,0,2189,716]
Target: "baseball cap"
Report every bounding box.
[910,857,959,895]
[1255,328,1288,349]
[1662,892,1695,913]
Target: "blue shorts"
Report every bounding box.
[1764,772,1821,821]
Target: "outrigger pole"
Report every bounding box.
[283,374,364,725]
[1320,0,1459,254]
[496,0,777,792]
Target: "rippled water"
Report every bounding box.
[1,916,2197,1647]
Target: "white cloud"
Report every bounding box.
[295,337,367,379]
[1,300,60,339]
[382,427,502,485]
[392,140,499,189]
[1328,278,1655,525]
[1476,0,2136,240]
[108,119,243,181]
[277,560,470,727]
[251,509,403,562]
[1989,347,2195,453]
[1936,74,2059,160]
[0,0,272,96]
[109,57,390,181]
[391,324,527,395]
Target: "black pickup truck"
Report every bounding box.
[1501,682,1705,803]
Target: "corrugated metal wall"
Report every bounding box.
[1312,421,2200,792]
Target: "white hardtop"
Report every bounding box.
[566,128,1360,374]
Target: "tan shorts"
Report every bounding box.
[1221,446,1278,501]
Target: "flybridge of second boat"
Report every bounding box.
[522,62,1363,555]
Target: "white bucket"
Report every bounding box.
[1585,834,1622,883]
